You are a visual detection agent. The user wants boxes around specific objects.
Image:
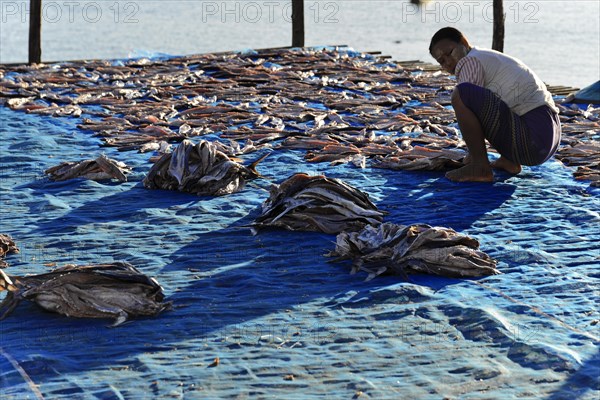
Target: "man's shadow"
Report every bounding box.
[361,167,518,231]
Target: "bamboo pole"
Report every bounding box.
[492,0,505,52]
[29,0,42,64]
[292,0,304,47]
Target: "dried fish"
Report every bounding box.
[372,146,466,171]
[45,154,131,182]
[1,46,596,184]
[327,222,499,279]
[252,173,385,234]
[556,142,600,166]
[139,140,172,154]
[143,139,268,196]
[211,139,272,156]
[0,234,19,268]
[0,262,170,326]
[573,166,600,187]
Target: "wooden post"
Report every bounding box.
[29,0,42,64]
[492,0,505,52]
[292,0,304,47]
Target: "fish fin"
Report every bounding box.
[364,266,387,282]
[109,312,129,328]
[161,301,174,312]
[246,152,270,178]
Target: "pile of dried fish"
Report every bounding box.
[143,139,268,196]
[0,234,19,268]
[252,173,386,234]
[0,262,170,326]
[45,154,131,182]
[328,222,499,279]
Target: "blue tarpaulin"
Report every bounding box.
[569,81,600,104]
[0,57,599,399]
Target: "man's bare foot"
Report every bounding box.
[445,163,494,182]
[490,156,522,174]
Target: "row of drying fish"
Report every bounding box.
[3,47,597,184]
[554,103,600,186]
[0,47,464,170]
[43,135,467,195]
[0,260,169,326]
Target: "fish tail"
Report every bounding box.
[0,270,17,292]
[247,152,270,177]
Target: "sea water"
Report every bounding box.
[0,0,598,89]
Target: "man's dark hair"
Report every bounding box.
[429,27,468,53]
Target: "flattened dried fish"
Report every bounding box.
[143,139,268,196]
[253,173,385,234]
[45,154,131,182]
[556,142,600,166]
[555,141,600,186]
[372,146,466,171]
[328,222,499,279]
[573,166,600,187]
[0,262,170,326]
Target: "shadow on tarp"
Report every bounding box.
[1,163,517,389]
[0,219,420,389]
[360,167,518,232]
[545,347,600,400]
[30,182,200,235]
